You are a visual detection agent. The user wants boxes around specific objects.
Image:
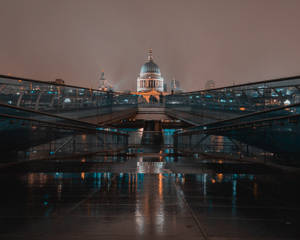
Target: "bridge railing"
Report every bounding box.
[181,102,300,133]
[174,103,300,164]
[0,106,128,159]
[165,75,300,122]
[28,131,128,160]
[0,75,138,158]
[0,75,138,117]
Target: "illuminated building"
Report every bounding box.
[133,49,167,103]
[137,49,164,92]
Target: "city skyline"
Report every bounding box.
[1,0,300,91]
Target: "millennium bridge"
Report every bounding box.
[1,74,300,239]
[1,74,300,164]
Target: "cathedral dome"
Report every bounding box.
[140,60,161,75]
[137,49,164,92]
[139,49,161,75]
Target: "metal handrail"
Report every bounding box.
[0,113,128,136]
[0,102,126,133]
[53,136,74,154]
[0,74,127,95]
[166,75,300,95]
[179,102,300,132]
[176,113,300,136]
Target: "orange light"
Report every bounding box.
[240,107,246,111]
[217,173,223,182]
[158,174,163,197]
[211,179,216,184]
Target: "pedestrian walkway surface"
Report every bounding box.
[0,154,300,240]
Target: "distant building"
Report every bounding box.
[163,83,168,92]
[170,77,182,93]
[137,49,164,92]
[132,49,167,102]
[48,79,65,85]
[99,71,113,91]
[205,80,216,90]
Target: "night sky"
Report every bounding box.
[1,0,300,91]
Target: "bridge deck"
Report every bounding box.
[135,107,171,121]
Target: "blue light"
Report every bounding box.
[164,129,176,133]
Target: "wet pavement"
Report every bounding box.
[1,154,300,240]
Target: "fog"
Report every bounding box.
[1,0,300,91]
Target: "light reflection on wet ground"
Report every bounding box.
[0,155,300,239]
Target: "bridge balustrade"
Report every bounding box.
[0,76,133,158]
[0,104,128,159]
[174,102,300,164]
[166,76,300,123]
[0,75,138,117]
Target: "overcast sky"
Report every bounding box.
[1,0,300,91]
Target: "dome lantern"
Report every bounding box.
[148,48,153,61]
[140,49,161,75]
